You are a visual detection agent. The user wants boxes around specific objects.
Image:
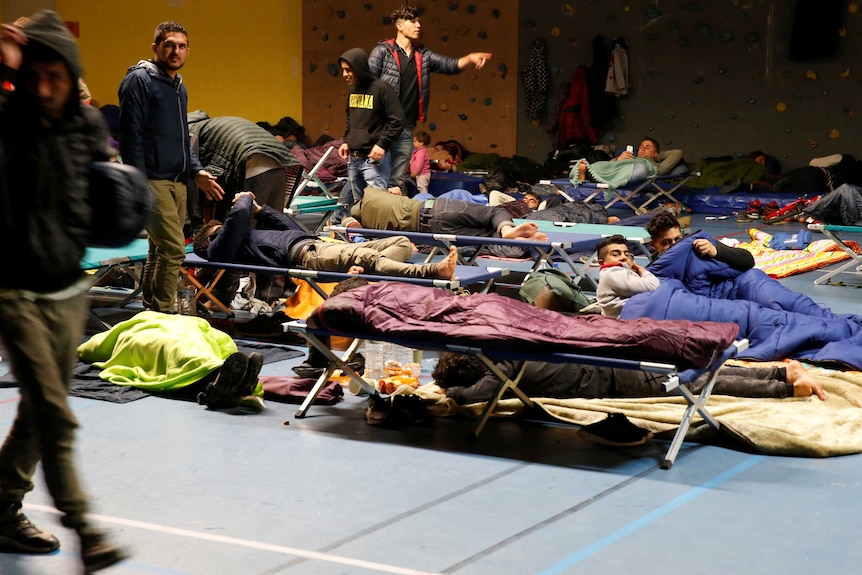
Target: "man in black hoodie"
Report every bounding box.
[336,47,404,222]
[0,10,127,572]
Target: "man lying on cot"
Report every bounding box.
[571,137,684,189]
[193,191,458,280]
[431,353,825,405]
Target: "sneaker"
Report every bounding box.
[746,199,763,219]
[578,413,653,447]
[0,502,60,553]
[762,200,780,220]
[79,527,128,573]
[239,352,264,397]
[234,312,291,338]
[197,352,249,409]
[365,393,409,429]
[391,394,435,427]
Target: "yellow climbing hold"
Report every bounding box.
[775,102,787,112]
[840,68,851,78]
[829,129,840,139]
[805,69,818,80]
[440,103,449,112]
[550,27,560,37]
[850,2,858,14]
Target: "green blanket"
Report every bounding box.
[570,158,658,190]
[77,311,238,391]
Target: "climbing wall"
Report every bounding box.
[302,1,519,156]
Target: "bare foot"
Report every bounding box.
[578,160,587,181]
[502,221,544,240]
[387,187,403,195]
[786,360,826,400]
[435,246,458,280]
[607,216,620,224]
[347,265,365,274]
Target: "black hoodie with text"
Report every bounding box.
[339,48,403,155]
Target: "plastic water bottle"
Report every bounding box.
[177,275,196,316]
[363,340,386,380]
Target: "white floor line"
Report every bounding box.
[25,503,441,575]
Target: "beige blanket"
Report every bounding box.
[415,362,862,457]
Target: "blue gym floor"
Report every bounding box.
[1,211,860,574]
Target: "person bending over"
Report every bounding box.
[596,235,660,319]
[432,353,825,405]
[646,211,755,269]
[345,186,549,241]
[193,192,457,280]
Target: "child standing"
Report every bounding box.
[410,130,432,195]
[596,234,660,318]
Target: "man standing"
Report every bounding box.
[337,47,403,218]
[118,21,224,313]
[369,5,492,193]
[0,10,126,571]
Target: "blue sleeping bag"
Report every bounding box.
[620,232,862,370]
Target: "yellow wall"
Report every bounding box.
[54,0,302,125]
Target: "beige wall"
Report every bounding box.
[52,0,302,126]
[302,2,519,156]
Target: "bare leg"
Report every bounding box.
[607,216,620,224]
[500,221,549,241]
[785,360,826,400]
[435,246,458,280]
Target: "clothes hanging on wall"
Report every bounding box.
[605,37,629,97]
[521,38,550,121]
[556,66,597,147]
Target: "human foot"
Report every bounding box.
[435,246,458,280]
[786,360,826,400]
[502,221,546,240]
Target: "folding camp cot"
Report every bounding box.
[181,252,509,316]
[80,238,151,328]
[283,146,344,233]
[808,223,862,285]
[572,171,699,214]
[284,316,748,470]
[326,225,601,288]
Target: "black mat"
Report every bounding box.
[0,343,304,404]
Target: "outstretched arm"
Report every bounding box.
[458,52,492,70]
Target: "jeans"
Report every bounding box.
[430,197,514,237]
[388,127,415,190]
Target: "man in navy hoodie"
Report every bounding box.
[118,21,224,313]
[337,47,403,220]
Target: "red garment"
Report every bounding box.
[557,67,597,147]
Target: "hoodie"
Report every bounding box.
[0,10,113,292]
[339,48,403,155]
[118,54,203,181]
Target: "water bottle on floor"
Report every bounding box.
[363,340,385,380]
[177,275,197,316]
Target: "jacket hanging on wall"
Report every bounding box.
[605,37,630,97]
[521,38,550,122]
[556,66,597,147]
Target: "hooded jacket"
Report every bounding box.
[339,48,403,155]
[118,54,203,182]
[0,10,114,293]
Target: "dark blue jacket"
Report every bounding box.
[207,194,313,267]
[118,60,203,182]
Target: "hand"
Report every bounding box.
[470,52,492,69]
[692,238,717,258]
[617,150,635,161]
[338,142,349,160]
[0,23,27,71]
[196,171,225,202]
[368,144,386,162]
[631,260,646,275]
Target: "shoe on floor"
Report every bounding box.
[746,199,763,219]
[365,393,409,429]
[234,312,291,338]
[197,352,249,409]
[391,394,435,426]
[578,413,653,447]
[762,200,780,220]
[240,352,264,397]
[0,502,60,553]
[79,527,128,573]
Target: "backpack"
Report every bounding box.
[519,268,591,312]
[88,162,152,248]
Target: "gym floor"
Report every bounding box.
[1,211,860,574]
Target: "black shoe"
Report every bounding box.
[578,413,653,447]
[79,527,128,573]
[391,394,435,427]
[234,312,291,338]
[197,352,249,409]
[365,393,407,429]
[0,502,60,554]
[239,352,264,397]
